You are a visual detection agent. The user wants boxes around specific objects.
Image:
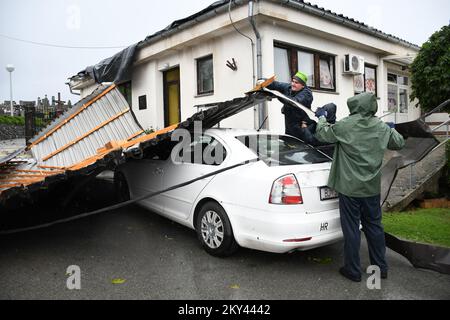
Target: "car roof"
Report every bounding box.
[205,128,285,138]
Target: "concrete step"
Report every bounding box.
[383,141,447,211]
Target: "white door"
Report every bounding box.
[161,134,228,220]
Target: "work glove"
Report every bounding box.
[256,78,268,85]
[315,109,328,119]
[386,122,395,129]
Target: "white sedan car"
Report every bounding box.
[114,128,343,256]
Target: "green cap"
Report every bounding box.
[293,71,308,85]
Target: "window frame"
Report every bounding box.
[354,64,378,96]
[274,42,337,92]
[387,71,409,114]
[196,54,214,95]
[364,64,378,96]
[138,95,147,110]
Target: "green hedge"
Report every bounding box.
[0,115,25,126]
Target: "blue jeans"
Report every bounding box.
[339,193,388,278]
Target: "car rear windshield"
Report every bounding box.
[236,134,331,166]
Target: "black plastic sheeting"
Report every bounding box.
[84,44,138,84]
[380,119,440,205]
[385,232,450,275]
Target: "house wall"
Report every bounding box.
[131,25,258,131]
[79,1,420,132]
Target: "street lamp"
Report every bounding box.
[6,64,15,116]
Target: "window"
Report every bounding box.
[274,47,291,82]
[274,43,336,91]
[364,65,377,95]
[354,64,377,95]
[138,95,147,110]
[298,51,315,87]
[176,134,227,166]
[197,55,214,95]
[387,72,409,114]
[236,134,330,166]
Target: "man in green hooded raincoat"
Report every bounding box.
[315,92,405,282]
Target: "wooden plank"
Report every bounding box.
[41,107,130,162]
[127,130,145,141]
[15,169,61,174]
[0,174,48,179]
[0,184,24,189]
[67,124,179,171]
[38,165,67,170]
[121,123,179,150]
[0,178,43,184]
[246,76,276,94]
[28,84,117,149]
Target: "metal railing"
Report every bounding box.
[420,99,450,121]
[431,119,450,140]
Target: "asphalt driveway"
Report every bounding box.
[0,202,449,300]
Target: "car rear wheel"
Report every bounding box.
[196,201,239,257]
[114,171,130,202]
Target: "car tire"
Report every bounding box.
[114,171,130,202]
[195,201,239,257]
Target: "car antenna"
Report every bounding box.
[257,116,269,132]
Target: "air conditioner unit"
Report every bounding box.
[344,54,365,75]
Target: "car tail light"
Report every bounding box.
[269,174,303,205]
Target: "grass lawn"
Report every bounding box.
[383,208,450,248]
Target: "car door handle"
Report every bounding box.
[154,168,164,175]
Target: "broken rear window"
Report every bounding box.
[236,135,330,166]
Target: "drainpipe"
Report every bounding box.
[66,82,81,96]
[248,0,266,129]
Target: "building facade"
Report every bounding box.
[69,0,421,133]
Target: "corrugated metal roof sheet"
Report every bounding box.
[28,85,144,168]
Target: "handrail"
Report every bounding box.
[379,112,394,119]
[431,119,450,133]
[421,99,450,120]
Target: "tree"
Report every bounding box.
[410,25,450,113]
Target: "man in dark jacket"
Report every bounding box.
[267,71,335,146]
[267,71,314,137]
[315,93,405,282]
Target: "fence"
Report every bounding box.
[24,106,59,144]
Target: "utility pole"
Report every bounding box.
[6,64,15,116]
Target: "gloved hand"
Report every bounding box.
[256,78,267,85]
[386,122,395,129]
[315,108,328,119]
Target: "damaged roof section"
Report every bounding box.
[0,84,272,204]
[0,77,440,209]
[28,84,144,169]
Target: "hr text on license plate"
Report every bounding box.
[320,187,338,200]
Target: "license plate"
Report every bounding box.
[320,187,338,200]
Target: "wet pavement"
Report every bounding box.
[0,194,449,300]
[0,138,29,160]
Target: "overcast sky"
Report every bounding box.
[0,0,449,104]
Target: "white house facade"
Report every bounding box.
[69,0,421,133]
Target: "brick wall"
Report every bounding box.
[0,124,25,140]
